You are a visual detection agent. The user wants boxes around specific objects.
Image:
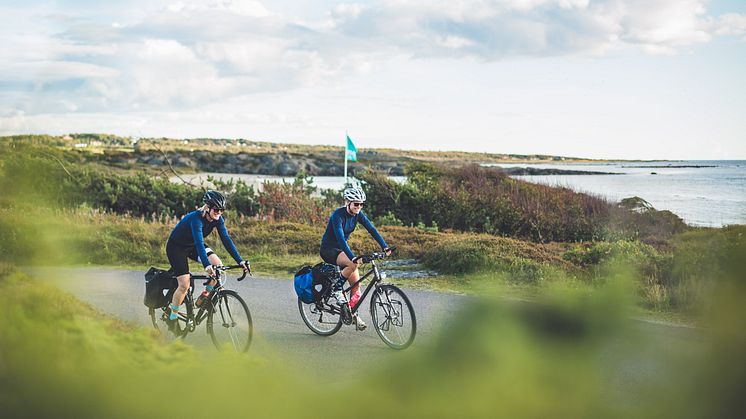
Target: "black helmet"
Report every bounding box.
[203,190,226,210]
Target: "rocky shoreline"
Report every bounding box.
[100,150,618,177]
[499,167,618,175]
[100,150,408,176]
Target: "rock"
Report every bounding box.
[619,196,655,213]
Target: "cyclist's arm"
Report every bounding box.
[332,213,355,260]
[217,218,243,264]
[358,211,388,251]
[190,215,211,267]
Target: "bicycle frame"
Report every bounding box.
[168,265,247,334]
[342,260,384,315]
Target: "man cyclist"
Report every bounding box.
[165,190,250,323]
[320,187,392,330]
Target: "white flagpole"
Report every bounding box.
[344,131,348,186]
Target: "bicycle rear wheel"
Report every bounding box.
[370,284,416,349]
[208,290,253,353]
[150,306,188,342]
[298,298,343,336]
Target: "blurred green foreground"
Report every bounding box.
[2,235,745,419]
[1,142,745,418]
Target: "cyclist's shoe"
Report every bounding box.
[332,289,347,304]
[353,314,367,331]
[340,303,353,325]
[163,309,178,333]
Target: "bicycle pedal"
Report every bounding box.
[341,304,353,325]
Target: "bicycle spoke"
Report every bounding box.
[298,298,343,336]
[370,285,416,350]
[208,291,252,353]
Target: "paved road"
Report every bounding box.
[30,267,710,394]
[31,267,468,381]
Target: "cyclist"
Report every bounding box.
[165,190,250,323]
[320,186,392,330]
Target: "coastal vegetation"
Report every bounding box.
[2,134,745,418]
[0,136,731,317]
[1,133,589,177]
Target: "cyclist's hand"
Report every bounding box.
[352,256,362,265]
[240,260,251,275]
[205,265,216,277]
[384,247,393,256]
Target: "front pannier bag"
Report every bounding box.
[144,267,177,308]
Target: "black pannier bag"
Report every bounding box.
[144,267,177,308]
[310,263,338,302]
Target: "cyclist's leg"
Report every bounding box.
[172,274,190,307]
[335,252,361,293]
[167,243,192,320]
[335,252,365,328]
[193,247,220,288]
[205,249,221,288]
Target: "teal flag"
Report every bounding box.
[346,135,357,162]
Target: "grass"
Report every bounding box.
[4,259,745,418]
[3,206,739,325]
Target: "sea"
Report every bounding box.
[174,160,745,228]
[487,160,746,228]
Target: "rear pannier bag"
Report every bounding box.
[310,263,337,302]
[294,265,314,303]
[144,267,177,308]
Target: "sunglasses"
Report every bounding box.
[351,202,364,208]
[210,207,225,213]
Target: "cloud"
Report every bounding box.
[328,0,728,58]
[2,0,745,119]
[713,12,746,36]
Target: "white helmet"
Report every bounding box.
[343,187,366,202]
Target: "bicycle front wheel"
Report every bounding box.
[207,290,253,353]
[370,284,416,349]
[298,298,343,336]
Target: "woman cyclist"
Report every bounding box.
[165,190,250,322]
[320,187,392,330]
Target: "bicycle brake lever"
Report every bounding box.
[237,270,248,281]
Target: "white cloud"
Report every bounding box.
[166,0,271,17]
[2,0,746,123]
[713,13,746,36]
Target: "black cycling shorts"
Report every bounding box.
[320,247,343,265]
[166,243,215,276]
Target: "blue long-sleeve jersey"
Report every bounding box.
[167,210,243,267]
[320,207,388,260]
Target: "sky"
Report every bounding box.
[1,0,745,160]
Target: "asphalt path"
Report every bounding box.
[31,267,468,381]
[29,267,710,396]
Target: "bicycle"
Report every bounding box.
[150,265,253,353]
[297,249,417,349]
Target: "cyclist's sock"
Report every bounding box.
[169,303,181,321]
[349,289,362,309]
[205,284,214,292]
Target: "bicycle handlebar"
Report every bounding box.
[194,264,250,282]
[219,264,250,281]
[353,246,397,264]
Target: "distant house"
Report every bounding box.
[74,143,88,148]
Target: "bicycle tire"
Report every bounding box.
[370,284,416,349]
[298,298,343,336]
[207,290,253,353]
